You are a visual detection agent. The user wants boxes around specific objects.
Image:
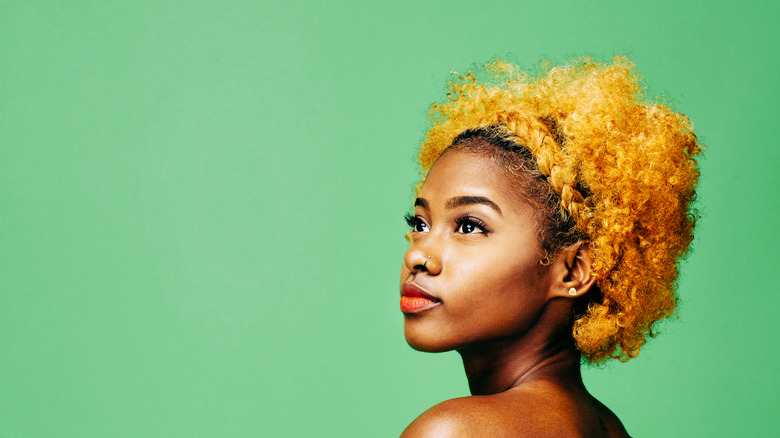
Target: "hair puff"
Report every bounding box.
[415,56,701,363]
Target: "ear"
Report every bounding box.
[546,242,595,300]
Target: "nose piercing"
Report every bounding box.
[423,255,431,269]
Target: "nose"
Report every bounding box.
[403,241,441,275]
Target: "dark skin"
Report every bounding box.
[400,150,629,437]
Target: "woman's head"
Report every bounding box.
[400,148,594,354]
[406,56,701,363]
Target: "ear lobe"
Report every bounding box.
[548,242,595,299]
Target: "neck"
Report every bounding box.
[457,299,584,396]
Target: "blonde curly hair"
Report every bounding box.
[414,56,701,363]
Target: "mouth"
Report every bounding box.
[400,282,441,314]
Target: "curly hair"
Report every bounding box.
[414,56,701,363]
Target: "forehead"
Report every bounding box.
[420,149,531,212]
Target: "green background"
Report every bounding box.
[1,1,778,436]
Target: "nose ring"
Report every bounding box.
[423,255,431,269]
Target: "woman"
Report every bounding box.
[399,57,700,437]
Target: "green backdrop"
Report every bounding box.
[2,1,778,436]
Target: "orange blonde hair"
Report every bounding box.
[415,56,701,363]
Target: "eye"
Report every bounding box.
[455,216,489,234]
[404,213,429,232]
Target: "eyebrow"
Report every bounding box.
[415,196,502,216]
[414,198,429,210]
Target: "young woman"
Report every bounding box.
[399,57,700,437]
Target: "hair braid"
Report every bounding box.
[497,113,589,233]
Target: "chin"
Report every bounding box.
[404,322,455,353]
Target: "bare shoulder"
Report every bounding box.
[400,396,506,438]
[400,392,569,437]
[400,387,630,437]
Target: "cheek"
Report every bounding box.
[456,250,541,298]
[451,259,546,325]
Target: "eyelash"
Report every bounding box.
[404,213,427,232]
[404,213,416,227]
[455,216,490,234]
[404,213,490,234]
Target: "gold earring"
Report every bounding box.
[568,287,577,296]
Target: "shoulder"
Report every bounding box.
[400,392,574,438]
[400,387,629,438]
[399,397,499,438]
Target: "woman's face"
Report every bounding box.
[400,149,558,352]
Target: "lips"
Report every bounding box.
[400,283,441,314]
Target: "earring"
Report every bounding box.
[567,287,577,296]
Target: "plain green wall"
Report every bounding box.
[1,0,778,436]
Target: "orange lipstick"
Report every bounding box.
[400,283,440,313]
